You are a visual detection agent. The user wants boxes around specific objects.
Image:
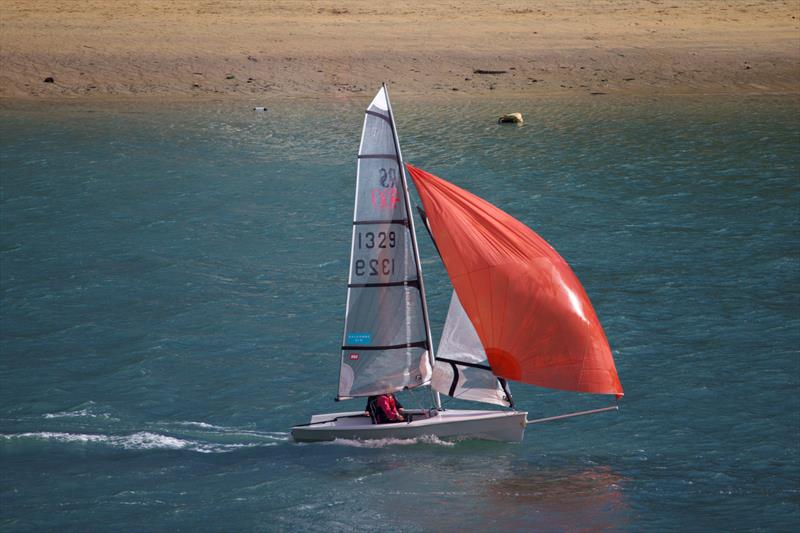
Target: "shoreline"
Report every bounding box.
[2,90,799,107]
[1,1,798,102]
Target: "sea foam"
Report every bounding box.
[0,431,280,453]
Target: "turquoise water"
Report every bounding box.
[1,95,798,531]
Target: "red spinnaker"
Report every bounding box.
[406,163,623,396]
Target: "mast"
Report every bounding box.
[382,83,442,410]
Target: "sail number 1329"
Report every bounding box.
[357,231,396,249]
[355,258,395,277]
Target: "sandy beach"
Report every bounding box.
[1,0,798,100]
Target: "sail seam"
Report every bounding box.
[353,219,409,226]
[448,362,459,397]
[348,280,420,288]
[436,356,493,371]
[342,341,427,351]
[357,154,396,159]
[365,109,391,123]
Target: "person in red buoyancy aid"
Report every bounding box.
[365,394,405,424]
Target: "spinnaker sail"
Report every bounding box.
[406,163,623,396]
[337,88,433,399]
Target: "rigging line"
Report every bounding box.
[416,205,443,260]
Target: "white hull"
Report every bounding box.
[291,409,527,443]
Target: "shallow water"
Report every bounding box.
[1,95,798,531]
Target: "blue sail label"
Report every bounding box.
[347,333,371,345]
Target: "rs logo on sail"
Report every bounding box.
[371,187,400,209]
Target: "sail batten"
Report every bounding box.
[406,163,623,397]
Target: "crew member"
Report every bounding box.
[365,393,405,424]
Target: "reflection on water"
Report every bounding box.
[322,448,630,532]
[486,464,629,531]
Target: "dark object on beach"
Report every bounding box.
[590,92,607,95]
[474,69,507,75]
[253,107,267,112]
[498,113,524,124]
[226,75,235,80]
[43,77,54,83]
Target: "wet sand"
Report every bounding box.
[1,1,798,101]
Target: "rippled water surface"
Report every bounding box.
[1,95,798,531]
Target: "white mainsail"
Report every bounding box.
[337,87,433,399]
[432,292,512,407]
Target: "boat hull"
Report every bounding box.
[291,409,527,443]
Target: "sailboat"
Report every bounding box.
[291,85,623,443]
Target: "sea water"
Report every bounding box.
[1,95,798,531]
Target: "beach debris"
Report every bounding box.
[226,74,235,80]
[253,107,267,112]
[43,77,54,83]
[474,69,507,75]
[498,113,523,124]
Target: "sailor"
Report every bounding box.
[365,393,406,424]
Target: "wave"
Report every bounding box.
[43,408,117,420]
[42,401,118,421]
[170,421,290,441]
[0,431,281,454]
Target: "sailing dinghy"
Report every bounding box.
[291,85,623,443]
